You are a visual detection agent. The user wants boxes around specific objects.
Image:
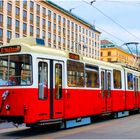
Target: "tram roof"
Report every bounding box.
[1,37,139,72]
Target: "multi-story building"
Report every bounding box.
[0,0,101,59]
[100,40,139,69]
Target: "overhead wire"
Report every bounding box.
[82,0,140,42]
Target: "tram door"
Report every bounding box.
[134,76,139,108]
[101,69,112,113]
[38,59,64,120]
[51,60,64,119]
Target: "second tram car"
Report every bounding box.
[0,37,140,128]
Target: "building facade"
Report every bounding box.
[100,40,139,69]
[0,0,101,59]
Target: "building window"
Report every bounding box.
[7,3,12,13]
[23,10,27,21]
[58,15,61,23]
[36,28,40,37]
[30,25,33,35]
[63,18,65,25]
[30,1,34,9]
[0,1,3,8]
[108,51,111,56]
[15,7,20,16]
[53,34,56,44]
[48,21,51,31]
[36,16,40,26]
[67,20,70,27]
[36,4,40,14]
[0,28,3,38]
[71,22,74,30]
[23,0,27,6]
[0,14,3,24]
[15,20,19,29]
[101,52,103,56]
[23,23,27,34]
[48,10,51,18]
[53,13,56,20]
[30,13,33,23]
[113,70,122,89]
[42,30,45,39]
[7,30,12,40]
[42,19,46,28]
[42,7,46,16]
[7,17,12,28]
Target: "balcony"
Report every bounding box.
[36,22,40,27]
[48,27,51,32]
[7,11,12,16]
[23,4,27,9]
[0,36,3,41]
[42,13,46,18]
[7,25,12,30]
[48,38,51,43]
[36,34,40,38]
[36,10,40,15]
[0,22,3,27]
[0,7,3,12]
[30,20,33,25]
[7,38,10,43]
[42,25,46,30]
[23,30,27,35]
[16,1,20,6]
[15,27,19,32]
[23,17,27,22]
[53,29,56,34]
[15,14,20,19]
[48,16,51,21]
[30,32,33,36]
[30,7,33,13]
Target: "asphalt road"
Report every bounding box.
[1,114,140,139]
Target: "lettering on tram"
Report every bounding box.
[69,53,80,60]
[0,54,32,86]
[0,46,21,54]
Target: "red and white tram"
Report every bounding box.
[0,37,139,128]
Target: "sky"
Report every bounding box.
[50,0,140,54]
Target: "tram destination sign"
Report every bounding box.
[69,53,80,60]
[0,45,21,54]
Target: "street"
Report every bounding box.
[0,114,140,139]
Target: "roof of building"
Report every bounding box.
[44,0,101,34]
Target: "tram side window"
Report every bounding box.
[85,65,99,88]
[134,76,138,92]
[113,70,122,89]
[0,55,32,86]
[55,63,62,99]
[67,60,84,87]
[127,73,133,90]
[38,62,48,100]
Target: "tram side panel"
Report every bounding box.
[64,88,101,119]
